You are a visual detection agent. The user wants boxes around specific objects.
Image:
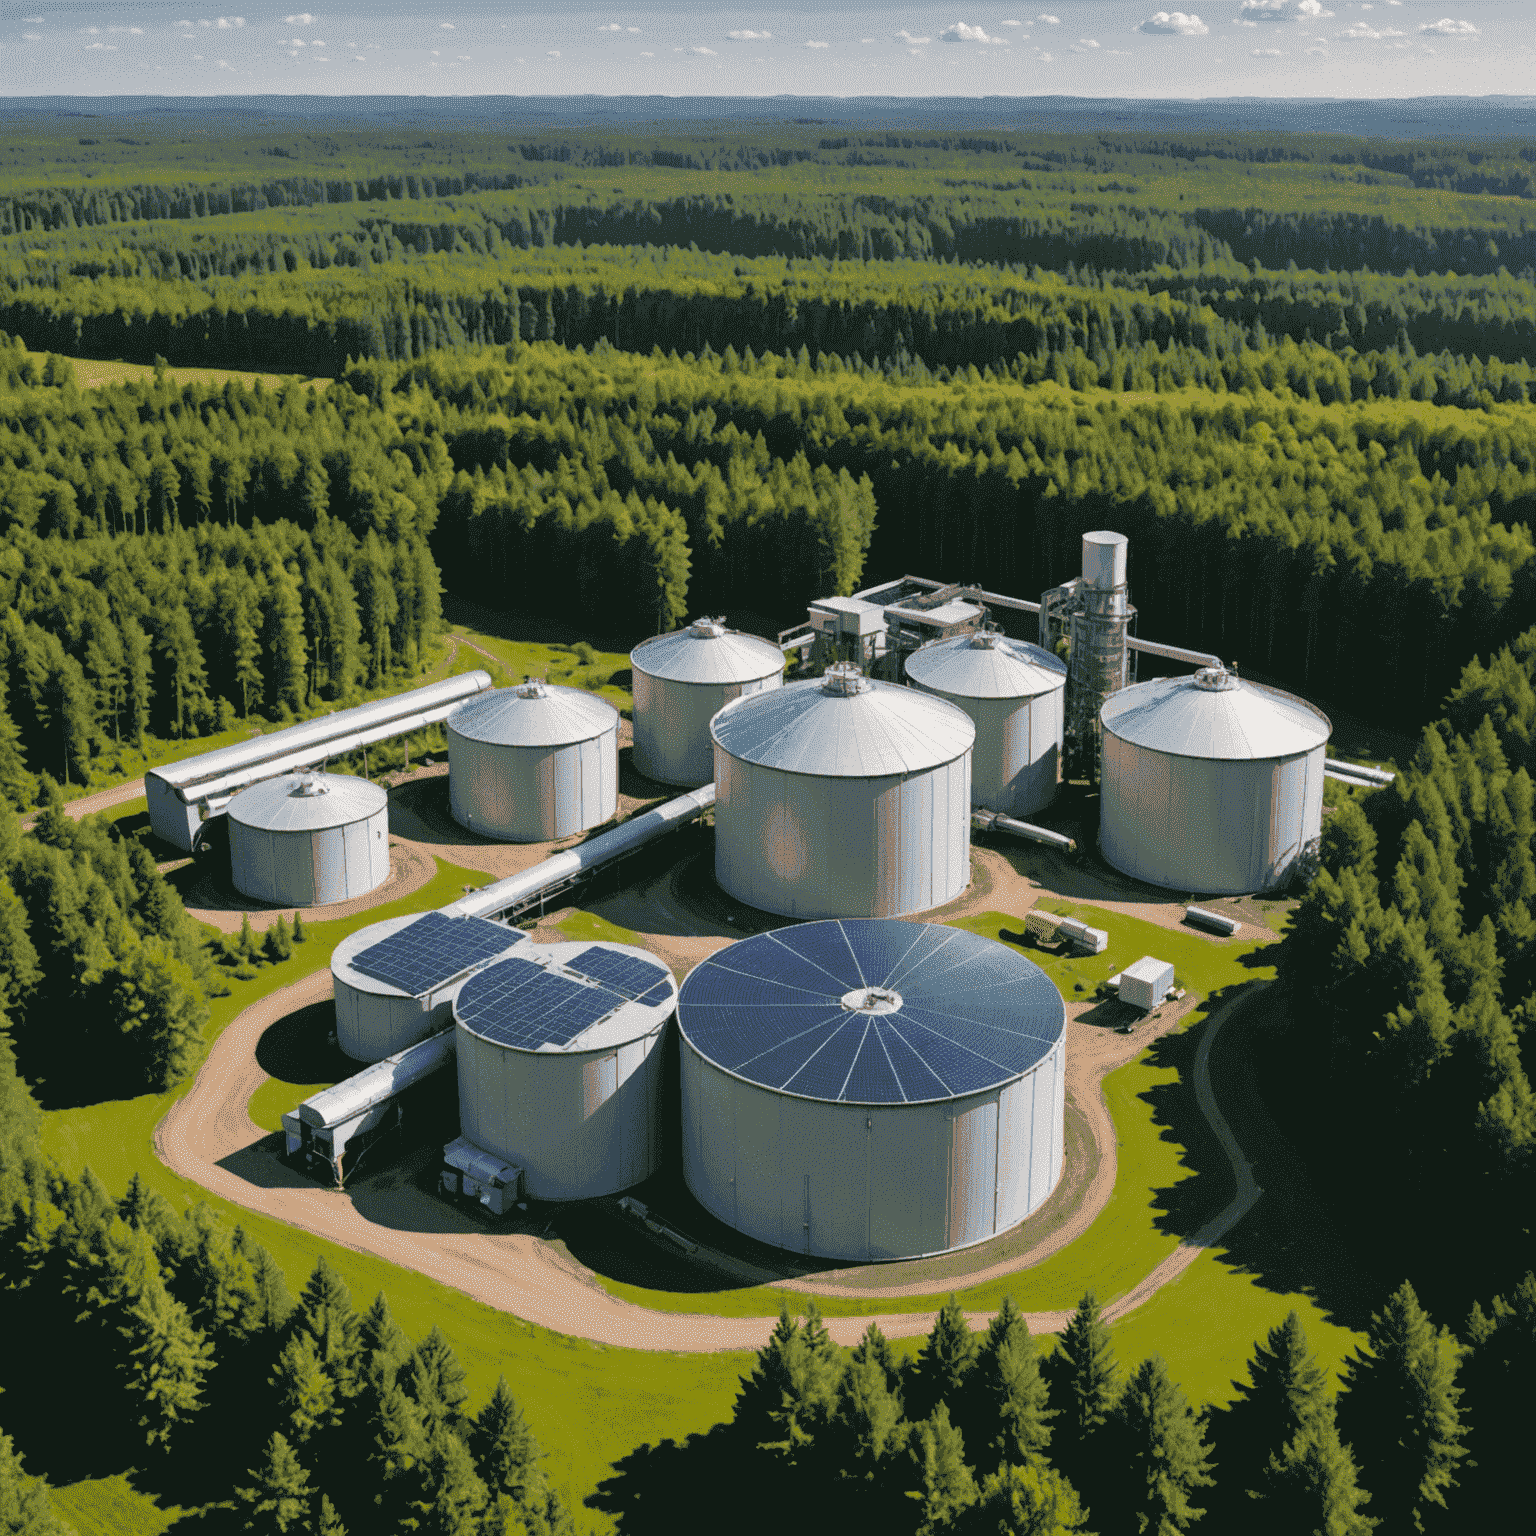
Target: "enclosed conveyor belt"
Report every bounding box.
[147,671,492,851]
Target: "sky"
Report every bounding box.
[2,1,1530,97]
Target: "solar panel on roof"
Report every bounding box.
[455,952,669,1052]
[568,946,672,1001]
[352,912,521,995]
[677,919,1065,1105]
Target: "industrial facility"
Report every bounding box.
[630,618,786,787]
[448,680,620,842]
[711,663,975,920]
[677,919,1067,1261]
[227,772,390,908]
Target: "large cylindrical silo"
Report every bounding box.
[905,631,1068,817]
[331,911,528,1063]
[630,618,785,787]
[227,773,389,907]
[1099,665,1331,895]
[453,940,677,1200]
[710,664,975,920]
[678,919,1067,1262]
[448,682,618,842]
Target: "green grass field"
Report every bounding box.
[70,356,332,393]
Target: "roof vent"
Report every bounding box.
[822,662,870,696]
[689,617,727,639]
[517,679,550,700]
[841,985,904,1015]
[969,629,1001,649]
[1192,666,1238,692]
[292,776,331,798]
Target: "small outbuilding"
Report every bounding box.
[1119,956,1175,1012]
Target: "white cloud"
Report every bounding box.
[215,16,244,27]
[546,48,559,56]
[940,22,1005,43]
[1038,48,1053,59]
[85,42,117,51]
[23,32,41,41]
[688,44,717,54]
[23,16,44,23]
[627,26,640,32]
[1238,0,1332,21]
[727,30,772,40]
[895,29,932,45]
[283,13,314,22]
[1037,14,1060,23]
[216,58,233,68]
[597,22,622,31]
[1139,12,1209,35]
[639,49,653,56]
[1001,18,1023,27]
[1306,43,1327,53]
[805,39,829,48]
[1419,17,1479,36]
[352,54,364,60]
[440,21,455,29]
[1338,22,1403,39]
[1070,38,1101,51]
[312,39,325,46]
[1252,46,1282,54]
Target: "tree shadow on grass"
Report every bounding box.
[253,999,352,1086]
[1139,972,1381,1335]
[587,1426,746,1536]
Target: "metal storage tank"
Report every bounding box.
[678,919,1067,1261]
[453,940,677,1200]
[711,663,975,920]
[227,772,389,908]
[630,618,786,787]
[1099,665,1331,895]
[905,631,1068,817]
[448,681,618,843]
[331,911,528,1063]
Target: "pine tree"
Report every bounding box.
[366,1379,430,1530]
[1339,1281,1467,1531]
[972,1459,1092,1535]
[293,1256,363,1412]
[107,937,209,1091]
[118,1172,187,1268]
[235,1229,294,1334]
[406,1325,471,1443]
[238,913,257,963]
[359,1291,412,1388]
[833,1322,906,1472]
[311,1494,347,1536]
[913,1402,977,1536]
[291,912,307,944]
[1262,1415,1375,1536]
[911,1295,981,1422]
[1108,1354,1214,1536]
[120,1265,215,1448]
[263,915,292,964]
[1044,1291,1118,1497]
[968,1296,1053,1474]
[0,879,41,1018]
[415,1430,487,1536]
[185,1206,262,1342]
[0,1427,74,1536]
[471,1376,545,1511]
[271,1332,336,1446]
[237,1431,314,1536]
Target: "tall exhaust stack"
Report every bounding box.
[1059,531,1135,781]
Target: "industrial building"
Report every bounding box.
[146,672,491,852]
[677,919,1067,1261]
[453,940,678,1201]
[711,663,975,920]
[905,630,1068,817]
[1099,665,1330,895]
[630,618,785,787]
[227,772,389,907]
[331,910,528,1062]
[448,681,619,842]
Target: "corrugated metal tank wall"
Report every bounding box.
[228,804,389,906]
[454,1025,665,1200]
[1100,738,1326,894]
[914,688,1064,817]
[332,916,457,1063]
[680,1036,1065,1261]
[713,750,972,919]
[449,728,617,842]
[632,669,780,787]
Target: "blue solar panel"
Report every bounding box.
[352,912,522,995]
[677,919,1066,1105]
[458,958,622,1051]
[568,946,671,1001]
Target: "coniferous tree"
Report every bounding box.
[911,1295,981,1423]
[1458,1272,1536,1523]
[1107,1355,1214,1536]
[119,1259,215,1448]
[270,1333,336,1447]
[366,1378,430,1529]
[1339,1281,1467,1532]
[1045,1292,1119,1497]
[237,1431,314,1536]
[913,1402,978,1536]
[310,1494,347,1536]
[415,1430,487,1536]
[969,1459,1092,1536]
[471,1377,545,1513]
[970,1296,1053,1475]
[732,1303,840,1463]
[0,1427,75,1536]
[406,1326,471,1443]
[234,1228,295,1335]
[358,1291,412,1388]
[292,1257,363,1414]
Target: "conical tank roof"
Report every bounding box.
[631,619,785,686]
[227,772,386,831]
[905,631,1067,701]
[448,682,618,748]
[1100,668,1330,761]
[711,664,974,777]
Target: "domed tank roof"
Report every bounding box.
[227,772,386,832]
[1100,667,1330,761]
[905,631,1067,701]
[631,618,785,687]
[448,682,618,749]
[710,664,975,778]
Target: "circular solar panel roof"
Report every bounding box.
[905,632,1067,702]
[678,919,1065,1105]
[631,620,786,687]
[449,683,618,749]
[1100,672,1330,761]
[227,772,386,831]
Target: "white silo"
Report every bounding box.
[678,919,1067,1262]
[331,911,528,1063]
[710,663,975,920]
[905,631,1068,817]
[227,772,388,907]
[448,682,618,842]
[453,940,677,1200]
[1099,665,1331,895]
[630,618,785,787]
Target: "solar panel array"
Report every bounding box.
[456,947,676,1051]
[677,919,1065,1105]
[351,911,522,995]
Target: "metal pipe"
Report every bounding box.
[443,784,716,922]
[1326,765,1394,789]
[781,634,814,653]
[297,1027,456,1130]
[1127,636,1223,669]
[964,587,1041,615]
[1325,757,1396,786]
[974,809,1077,852]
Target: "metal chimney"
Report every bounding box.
[1062,531,1135,780]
